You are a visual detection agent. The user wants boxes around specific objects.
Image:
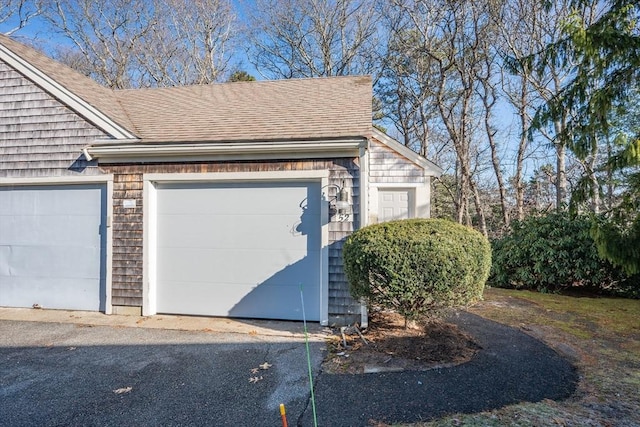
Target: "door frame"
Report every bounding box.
[0,175,114,313]
[143,170,330,325]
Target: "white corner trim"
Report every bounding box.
[142,179,157,316]
[320,175,330,326]
[104,179,114,315]
[372,128,443,177]
[359,143,369,229]
[0,44,135,140]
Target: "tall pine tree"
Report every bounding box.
[531,0,640,274]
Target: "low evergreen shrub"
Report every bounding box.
[490,212,638,296]
[343,218,491,321]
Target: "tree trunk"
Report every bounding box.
[554,119,567,210]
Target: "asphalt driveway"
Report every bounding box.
[0,312,577,426]
[0,320,325,427]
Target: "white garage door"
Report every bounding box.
[155,181,322,321]
[0,184,107,311]
[378,189,413,222]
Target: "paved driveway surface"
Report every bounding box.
[0,312,577,426]
[302,312,577,425]
[0,321,323,427]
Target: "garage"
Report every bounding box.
[0,184,108,311]
[154,180,323,321]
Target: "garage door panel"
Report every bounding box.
[0,184,106,311]
[0,186,103,216]
[1,215,102,246]
[1,276,100,311]
[1,245,101,279]
[158,246,320,285]
[155,180,322,321]
[157,279,320,320]
[157,182,321,215]
[157,213,319,250]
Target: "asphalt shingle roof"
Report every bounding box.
[0,34,372,143]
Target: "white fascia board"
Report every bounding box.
[0,44,136,140]
[86,139,365,163]
[372,128,443,177]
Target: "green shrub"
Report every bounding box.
[490,212,637,295]
[343,218,491,321]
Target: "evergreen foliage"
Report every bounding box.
[343,219,491,321]
[227,70,256,82]
[530,0,640,279]
[491,212,639,296]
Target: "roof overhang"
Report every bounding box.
[372,128,443,177]
[85,138,367,163]
[0,42,136,140]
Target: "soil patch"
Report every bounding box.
[323,310,481,374]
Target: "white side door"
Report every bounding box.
[378,189,414,222]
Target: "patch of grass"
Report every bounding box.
[401,287,640,427]
[474,288,640,339]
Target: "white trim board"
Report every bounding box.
[144,170,330,183]
[0,175,114,186]
[369,182,423,188]
[87,139,365,163]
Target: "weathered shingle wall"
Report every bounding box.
[369,138,426,185]
[101,160,362,322]
[0,60,106,177]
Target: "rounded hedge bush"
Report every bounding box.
[343,218,491,320]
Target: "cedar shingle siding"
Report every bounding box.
[369,139,427,185]
[0,59,106,178]
[102,160,361,323]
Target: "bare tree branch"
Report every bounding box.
[1,0,41,35]
[243,0,382,79]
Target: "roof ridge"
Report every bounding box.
[113,74,372,94]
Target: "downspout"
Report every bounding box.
[82,147,93,162]
[358,139,370,329]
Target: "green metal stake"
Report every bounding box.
[300,284,318,427]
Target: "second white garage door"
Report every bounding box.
[0,184,107,311]
[155,181,322,320]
